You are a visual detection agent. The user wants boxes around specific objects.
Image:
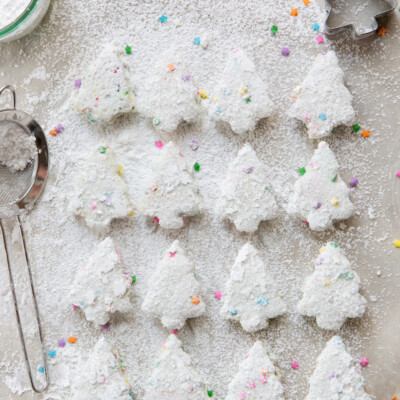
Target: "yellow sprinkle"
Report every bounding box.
[238,86,247,95]
[322,278,331,286]
[330,197,339,206]
[319,247,326,253]
[212,94,218,103]
[199,89,208,99]
[127,207,134,217]
[393,239,400,248]
[117,164,123,176]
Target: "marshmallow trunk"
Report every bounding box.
[215,143,279,232]
[208,48,274,135]
[220,243,286,332]
[288,51,355,139]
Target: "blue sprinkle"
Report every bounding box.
[48,349,56,358]
[312,22,320,31]
[37,365,45,373]
[193,37,201,45]
[319,113,327,121]
[332,336,342,345]
[158,15,167,23]
[256,296,269,305]
[229,308,237,315]
[215,106,221,114]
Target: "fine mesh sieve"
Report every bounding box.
[0,85,49,393]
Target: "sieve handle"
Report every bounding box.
[0,85,16,110]
[0,217,48,393]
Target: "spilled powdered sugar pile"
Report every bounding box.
[0,0,399,399]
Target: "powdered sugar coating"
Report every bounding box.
[139,141,203,229]
[137,48,200,133]
[69,237,134,326]
[305,337,371,400]
[208,48,274,135]
[215,143,279,232]
[287,141,355,231]
[220,243,286,332]
[144,334,208,400]
[288,51,355,139]
[71,337,132,400]
[142,240,205,330]
[69,143,134,233]
[297,241,367,330]
[226,341,284,400]
[73,43,135,123]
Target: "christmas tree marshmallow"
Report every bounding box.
[220,243,286,332]
[70,143,134,233]
[73,43,135,123]
[297,241,367,330]
[305,336,372,400]
[69,237,135,326]
[208,48,274,135]
[71,337,133,400]
[139,141,203,229]
[144,334,209,400]
[288,51,355,139]
[226,341,284,400]
[287,141,355,231]
[138,48,200,133]
[215,143,279,232]
[142,240,205,330]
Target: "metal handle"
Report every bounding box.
[0,85,16,110]
[0,217,48,393]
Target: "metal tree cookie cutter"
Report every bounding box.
[324,0,398,39]
[0,85,49,392]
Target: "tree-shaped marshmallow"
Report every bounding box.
[288,51,355,139]
[226,341,285,400]
[70,143,134,233]
[142,240,205,330]
[287,141,355,231]
[305,336,372,400]
[138,48,200,133]
[208,48,274,135]
[139,141,203,229]
[297,241,367,330]
[220,243,286,332]
[69,237,135,326]
[144,334,209,400]
[215,143,279,232]
[71,337,133,400]
[73,43,135,123]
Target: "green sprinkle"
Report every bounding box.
[207,390,213,397]
[298,167,306,175]
[331,174,337,182]
[153,118,161,126]
[125,45,132,54]
[131,275,136,283]
[124,91,129,95]
[338,271,354,280]
[244,96,251,103]
[264,182,271,190]
[352,123,360,132]
[329,241,338,248]
[271,25,278,33]
[194,162,200,171]
[98,146,107,154]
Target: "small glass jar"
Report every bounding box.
[0,0,51,44]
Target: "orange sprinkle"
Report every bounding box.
[290,8,298,16]
[68,336,76,343]
[166,63,175,72]
[361,129,370,138]
[377,26,387,36]
[303,0,309,4]
[49,128,58,137]
[191,296,200,305]
[392,397,397,400]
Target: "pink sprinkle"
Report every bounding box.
[155,140,163,148]
[291,360,299,369]
[74,78,82,88]
[72,304,77,309]
[162,339,167,345]
[396,170,400,178]
[360,357,369,367]
[169,252,176,257]
[316,35,324,43]
[153,216,159,223]
[301,220,308,224]
[89,201,97,210]
[239,391,247,400]
[214,291,222,299]
[171,329,178,334]
[246,381,256,389]
[258,375,267,383]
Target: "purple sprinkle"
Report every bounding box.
[349,177,358,187]
[328,372,336,379]
[189,140,199,150]
[315,257,323,265]
[281,47,290,56]
[101,322,110,330]
[74,78,82,88]
[314,201,322,209]
[57,338,66,348]
[243,166,254,173]
[56,124,64,133]
[182,74,191,82]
